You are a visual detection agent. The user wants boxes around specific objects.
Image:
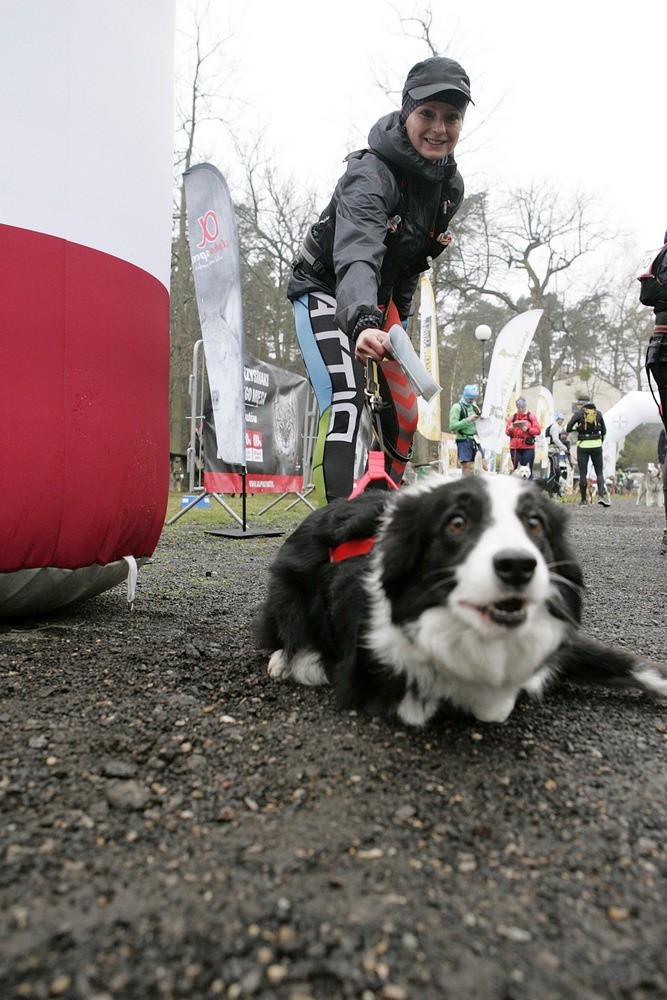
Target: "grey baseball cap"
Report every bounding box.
[402,57,474,105]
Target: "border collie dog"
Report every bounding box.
[255,475,667,725]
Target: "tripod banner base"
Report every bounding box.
[205,528,283,539]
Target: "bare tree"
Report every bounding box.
[599,278,654,391]
[439,182,613,389]
[234,142,317,369]
[169,1,238,454]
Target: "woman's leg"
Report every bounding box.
[589,447,605,492]
[292,293,366,504]
[577,448,589,502]
[590,447,610,505]
[645,328,667,544]
[645,331,667,434]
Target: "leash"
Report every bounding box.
[344,361,402,500]
[363,359,413,466]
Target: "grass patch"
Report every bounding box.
[164,490,314,533]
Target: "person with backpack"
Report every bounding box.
[287,57,472,505]
[566,401,611,507]
[505,397,541,478]
[449,384,482,475]
[638,230,667,549]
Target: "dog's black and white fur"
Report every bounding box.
[255,475,667,725]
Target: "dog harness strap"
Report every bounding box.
[348,450,399,498]
[329,537,377,562]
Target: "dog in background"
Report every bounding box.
[511,464,531,480]
[636,463,664,507]
[255,475,667,726]
[473,447,487,475]
[500,452,514,476]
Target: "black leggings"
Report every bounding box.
[293,292,417,504]
[577,446,605,500]
[645,329,667,435]
[644,327,667,513]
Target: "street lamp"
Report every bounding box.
[474,323,492,391]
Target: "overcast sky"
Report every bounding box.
[176,0,667,275]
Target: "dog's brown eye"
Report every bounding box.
[447,514,467,534]
[526,515,543,534]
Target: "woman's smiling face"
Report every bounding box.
[404,101,463,161]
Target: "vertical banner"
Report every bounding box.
[203,357,309,494]
[476,310,543,455]
[184,163,245,467]
[533,385,555,467]
[417,275,442,441]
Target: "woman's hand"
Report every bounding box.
[354,328,391,364]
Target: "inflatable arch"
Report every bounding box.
[603,390,663,476]
[0,1,175,617]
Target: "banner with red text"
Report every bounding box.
[184,162,246,467]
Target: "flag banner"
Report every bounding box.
[184,163,245,466]
[533,385,555,466]
[476,309,543,455]
[417,275,442,440]
[203,356,309,494]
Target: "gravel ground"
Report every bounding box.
[1,491,666,1000]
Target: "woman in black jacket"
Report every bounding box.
[287,57,472,504]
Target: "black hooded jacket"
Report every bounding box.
[638,239,667,327]
[287,111,464,338]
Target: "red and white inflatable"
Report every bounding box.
[0,1,175,616]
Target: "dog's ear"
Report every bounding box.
[376,490,431,592]
[535,495,584,626]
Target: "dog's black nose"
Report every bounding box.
[493,550,537,588]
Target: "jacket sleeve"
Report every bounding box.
[599,414,607,438]
[331,156,402,337]
[391,274,420,324]
[505,415,516,437]
[528,413,541,435]
[566,412,580,433]
[449,403,466,433]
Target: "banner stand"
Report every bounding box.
[165,340,243,526]
[165,489,243,526]
[204,472,283,539]
[256,391,318,516]
[176,164,307,537]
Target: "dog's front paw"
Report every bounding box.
[268,649,289,679]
